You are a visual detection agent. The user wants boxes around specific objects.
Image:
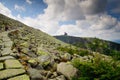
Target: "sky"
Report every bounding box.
[0,0,120,42]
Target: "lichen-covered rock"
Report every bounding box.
[0,63,4,70]
[4,41,13,47]
[37,55,51,67]
[37,49,48,56]
[8,74,30,80]
[5,59,23,69]
[28,59,38,67]
[61,53,72,61]
[56,75,66,80]
[0,56,14,61]
[1,47,12,56]
[0,69,25,79]
[27,68,44,80]
[57,62,78,79]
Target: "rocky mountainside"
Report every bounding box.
[0,14,120,80]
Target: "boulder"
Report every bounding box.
[61,53,72,61]
[5,59,23,69]
[56,75,66,80]
[28,59,38,67]
[0,63,4,70]
[1,47,12,56]
[0,69,25,79]
[27,68,44,80]
[57,62,78,79]
[37,55,51,67]
[0,56,14,61]
[4,41,13,47]
[8,74,30,80]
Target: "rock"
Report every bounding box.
[4,41,13,47]
[2,37,11,42]
[1,47,12,56]
[61,53,72,61]
[21,48,29,54]
[57,62,78,79]
[27,68,44,80]
[37,55,51,67]
[26,51,37,58]
[0,69,25,79]
[0,56,14,61]
[48,79,56,80]
[5,59,23,69]
[46,71,52,78]
[20,42,29,47]
[8,74,30,80]
[56,75,66,80]
[37,49,48,56]
[35,64,44,70]
[51,72,58,78]
[0,63,4,70]
[28,59,38,67]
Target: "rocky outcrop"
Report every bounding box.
[0,30,30,80]
[57,62,78,79]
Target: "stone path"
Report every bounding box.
[0,30,30,80]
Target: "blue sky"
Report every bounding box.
[0,0,120,42]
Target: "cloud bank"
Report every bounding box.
[0,0,120,41]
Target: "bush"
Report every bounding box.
[57,46,89,56]
[71,57,120,80]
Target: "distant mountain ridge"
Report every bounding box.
[54,35,120,51]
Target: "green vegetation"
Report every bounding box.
[72,56,120,80]
[57,46,89,56]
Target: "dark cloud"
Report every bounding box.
[80,0,108,15]
[112,7,120,14]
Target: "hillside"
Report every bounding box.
[55,35,120,51]
[0,13,120,80]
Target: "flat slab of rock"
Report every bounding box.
[5,59,23,69]
[4,41,13,47]
[1,48,12,56]
[8,74,30,80]
[0,63,4,70]
[57,62,78,79]
[0,56,14,61]
[0,69,25,79]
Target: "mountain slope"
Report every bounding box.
[54,35,120,54]
[0,13,120,80]
[0,13,67,47]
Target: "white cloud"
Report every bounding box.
[43,0,107,21]
[0,1,120,41]
[14,4,25,12]
[0,2,14,18]
[26,0,32,4]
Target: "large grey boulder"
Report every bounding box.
[37,55,51,67]
[27,68,44,80]
[57,62,78,79]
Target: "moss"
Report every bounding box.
[20,42,29,47]
[37,50,48,56]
